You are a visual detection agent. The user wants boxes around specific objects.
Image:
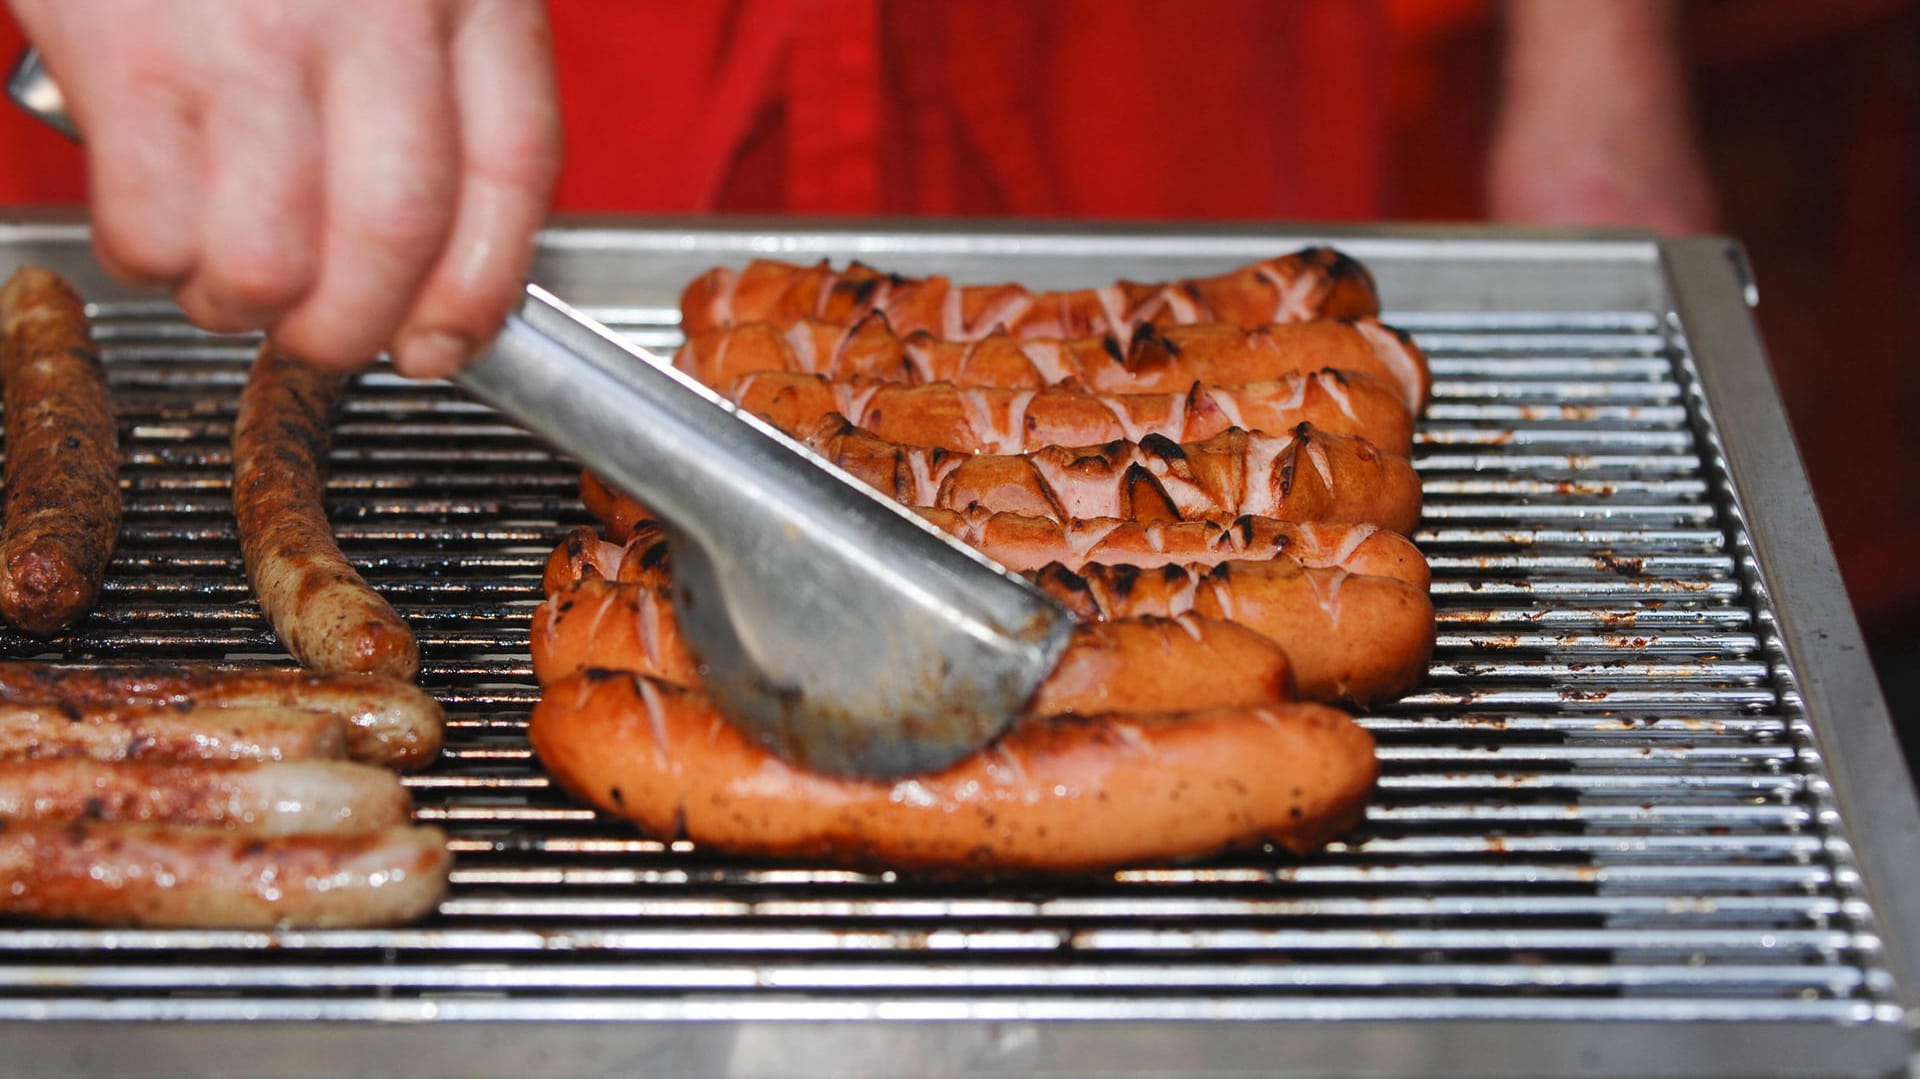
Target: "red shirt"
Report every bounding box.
[0,0,1403,219]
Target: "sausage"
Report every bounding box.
[532,576,700,687]
[1036,561,1435,706]
[0,821,449,927]
[233,342,418,680]
[542,522,671,594]
[579,469,656,545]
[919,509,1431,588]
[0,704,348,764]
[589,421,1419,537]
[0,759,412,835]
[678,248,1382,339]
[0,267,121,636]
[679,315,1430,413]
[535,532,1423,705]
[551,512,1428,596]
[562,503,1428,587]
[531,670,1376,871]
[0,662,443,770]
[813,419,1422,533]
[532,578,1296,714]
[729,367,1415,455]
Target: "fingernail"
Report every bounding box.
[394,329,473,379]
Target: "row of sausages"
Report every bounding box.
[0,267,446,928]
[530,249,1435,871]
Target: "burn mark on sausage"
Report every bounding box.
[1100,335,1125,365]
[842,277,881,308]
[636,542,670,571]
[1138,433,1185,462]
[608,785,625,807]
[239,839,267,859]
[81,796,104,821]
[1122,465,1180,525]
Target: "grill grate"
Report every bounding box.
[0,258,1904,1043]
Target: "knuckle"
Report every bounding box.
[270,308,385,371]
[172,286,258,336]
[92,219,192,287]
[202,247,315,315]
[351,182,454,251]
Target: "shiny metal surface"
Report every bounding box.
[0,221,1913,1078]
[457,286,1071,778]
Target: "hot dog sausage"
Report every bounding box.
[815,420,1422,533]
[0,704,348,763]
[1037,561,1435,706]
[680,316,1430,414]
[0,822,449,928]
[536,537,1424,705]
[233,343,418,680]
[679,248,1382,339]
[571,498,1428,589]
[919,510,1431,588]
[0,759,412,835]
[533,577,1296,714]
[531,670,1377,871]
[729,367,1415,455]
[0,662,443,770]
[589,421,1420,537]
[0,267,121,636]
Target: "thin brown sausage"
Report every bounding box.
[0,821,449,928]
[0,266,121,636]
[678,248,1382,339]
[0,759,413,835]
[0,662,443,770]
[232,343,418,680]
[531,671,1376,871]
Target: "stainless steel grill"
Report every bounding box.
[0,222,1914,1078]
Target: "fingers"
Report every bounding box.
[268,15,461,371]
[172,75,325,333]
[389,0,562,380]
[75,76,205,290]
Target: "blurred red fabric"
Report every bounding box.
[0,0,1913,636]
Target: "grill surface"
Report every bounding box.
[0,225,1912,1078]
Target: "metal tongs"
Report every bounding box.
[8,50,1075,779]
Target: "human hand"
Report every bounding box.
[7,0,562,377]
[1489,0,1718,235]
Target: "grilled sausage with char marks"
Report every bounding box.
[232,344,418,680]
[0,267,121,637]
[0,662,442,770]
[0,759,412,835]
[0,821,449,927]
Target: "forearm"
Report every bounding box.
[1490,0,1718,233]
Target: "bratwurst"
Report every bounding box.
[0,266,121,636]
[232,343,418,680]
